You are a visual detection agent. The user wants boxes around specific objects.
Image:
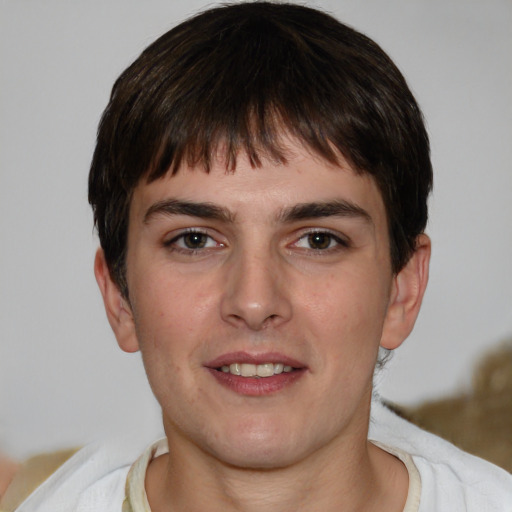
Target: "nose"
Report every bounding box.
[220,248,292,331]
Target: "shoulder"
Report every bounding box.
[11,434,155,512]
[370,399,512,511]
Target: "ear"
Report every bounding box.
[94,248,140,353]
[380,234,431,350]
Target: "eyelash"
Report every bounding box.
[163,229,221,254]
[292,230,350,253]
[163,228,350,255]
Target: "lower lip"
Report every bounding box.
[207,368,305,396]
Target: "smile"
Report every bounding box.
[206,352,305,395]
[219,363,294,378]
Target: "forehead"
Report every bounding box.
[131,143,386,225]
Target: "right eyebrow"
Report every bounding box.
[143,199,235,224]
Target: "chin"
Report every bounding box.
[204,416,308,470]
[214,442,301,470]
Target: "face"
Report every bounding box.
[98,140,427,469]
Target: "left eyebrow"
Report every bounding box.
[278,200,373,224]
[143,199,235,224]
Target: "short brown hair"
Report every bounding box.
[89,1,433,297]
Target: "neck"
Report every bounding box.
[145,422,408,512]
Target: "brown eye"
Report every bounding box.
[307,233,333,250]
[182,232,208,249]
[164,229,224,254]
[293,231,348,252]
[166,230,219,251]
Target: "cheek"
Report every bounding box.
[131,267,217,335]
[298,268,390,355]
[302,266,388,317]
[130,277,207,414]
[128,269,222,396]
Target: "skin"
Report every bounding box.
[0,454,19,500]
[95,140,430,512]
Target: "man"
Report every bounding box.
[13,2,512,511]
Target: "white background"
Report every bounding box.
[1,0,511,459]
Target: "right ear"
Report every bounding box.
[94,248,140,353]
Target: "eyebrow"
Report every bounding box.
[143,198,372,225]
[278,200,373,224]
[144,199,234,224]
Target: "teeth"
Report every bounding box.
[241,363,256,377]
[220,363,294,378]
[229,363,241,375]
[256,363,274,377]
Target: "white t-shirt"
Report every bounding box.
[14,401,512,512]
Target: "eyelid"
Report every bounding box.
[290,228,351,250]
[163,227,225,250]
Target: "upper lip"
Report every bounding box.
[205,351,306,369]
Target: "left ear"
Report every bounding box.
[380,234,431,350]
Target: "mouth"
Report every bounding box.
[206,353,306,396]
[218,362,295,378]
